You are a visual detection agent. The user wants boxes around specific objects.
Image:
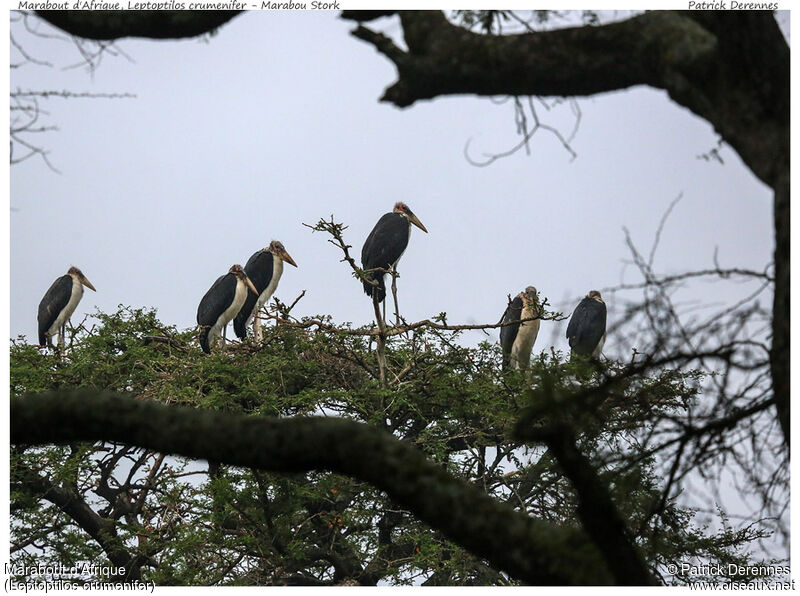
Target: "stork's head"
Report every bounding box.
[268,240,297,267]
[393,202,428,233]
[587,290,603,303]
[230,264,258,295]
[520,286,538,309]
[68,266,96,292]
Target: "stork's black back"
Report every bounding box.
[499,296,523,370]
[361,212,409,302]
[197,273,236,354]
[233,249,274,339]
[566,297,607,355]
[37,274,72,346]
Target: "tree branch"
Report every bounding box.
[12,390,615,585]
[769,171,789,449]
[344,11,716,108]
[34,10,243,41]
[521,423,656,585]
[12,460,144,581]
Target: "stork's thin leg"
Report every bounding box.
[254,310,262,343]
[222,325,227,346]
[391,269,400,327]
[56,325,65,360]
[372,292,387,389]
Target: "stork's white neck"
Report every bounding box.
[256,256,284,310]
[391,222,412,268]
[510,302,540,370]
[47,276,84,338]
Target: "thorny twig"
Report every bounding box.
[464,95,579,167]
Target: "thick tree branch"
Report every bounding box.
[34,10,242,40]
[340,10,397,23]
[770,171,789,448]
[344,11,715,108]
[12,390,615,585]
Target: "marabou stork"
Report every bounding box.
[500,286,540,370]
[197,264,258,354]
[233,240,297,342]
[38,266,96,350]
[361,202,427,304]
[566,290,607,358]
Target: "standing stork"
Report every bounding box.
[566,290,607,358]
[38,266,96,350]
[361,202,427,313]
[233,240,297,342]
[197,264,258,354]
[500,286,540,370]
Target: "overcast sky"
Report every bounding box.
[10,10,777,357]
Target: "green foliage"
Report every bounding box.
[10,306,768,585]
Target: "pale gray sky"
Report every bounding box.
[10,10,774,359]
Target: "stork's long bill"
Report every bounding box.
[81,275,96,292]
[280,250,298,267]
[244,277,258,294]
[408,213,428,233]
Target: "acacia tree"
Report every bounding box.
[10,215,782,585]
[9,285,771,585]
[13,9,789,585]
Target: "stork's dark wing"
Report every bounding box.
[566,297,607,355]
[500,296,523,369]
[361,213,410,301]
[38,274,73,345]
[243,249,274,293]
[361,213,409,270]
[197,273,236,327]
[234,250,274,338]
